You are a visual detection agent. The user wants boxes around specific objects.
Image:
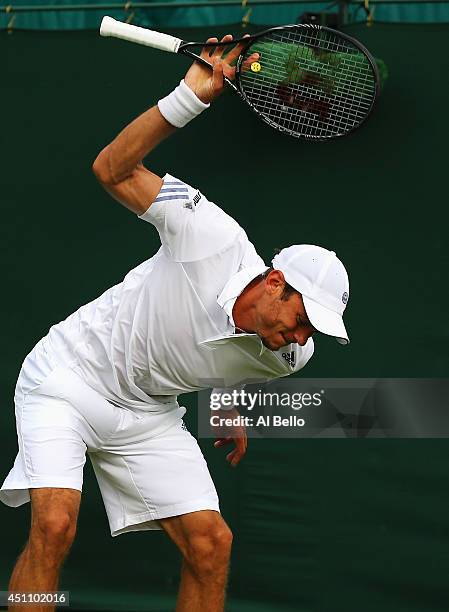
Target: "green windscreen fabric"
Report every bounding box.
[1,0,449,30]
[1,22,449,611]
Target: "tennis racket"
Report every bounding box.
[100,16,380,141]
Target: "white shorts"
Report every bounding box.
[0,346,219,537]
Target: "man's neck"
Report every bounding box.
[232,276,264,333]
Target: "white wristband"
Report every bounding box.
[157,79,210,128]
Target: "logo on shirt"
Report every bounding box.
[282,351,296,367]
[183,191,201,211]
[342,291,349,305]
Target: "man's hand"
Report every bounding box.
[211,407,248,467]
[184,34,259,104]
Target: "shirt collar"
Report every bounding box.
[213,265,269,355]
[217,265,268,327]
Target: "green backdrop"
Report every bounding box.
[1,22,449,611]
[2,0,449,30]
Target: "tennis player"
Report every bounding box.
[1,35,349,612]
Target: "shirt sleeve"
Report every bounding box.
[138,173,245,262]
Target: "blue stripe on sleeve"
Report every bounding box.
[154,195,189,203]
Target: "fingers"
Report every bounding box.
[200,37,218,62]
[224,33,250,65]
[199,33,259,85]
[214,435,247,466]
[226,449,239,465]
[214,437,233,448]
[213,34,233,59]
[226,436,247,468]
[241,52,261,72]
[201,34,232,61]
[226,447,243,467]
[212,58,224,94]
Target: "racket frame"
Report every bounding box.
[179,24,380,140]
[101,17,380,140]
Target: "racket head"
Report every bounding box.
[234,24,380,141]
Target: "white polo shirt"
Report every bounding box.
[41,174,314,411]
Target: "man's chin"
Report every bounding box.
[261,336,285,351]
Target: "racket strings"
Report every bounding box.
[239,25,377,139]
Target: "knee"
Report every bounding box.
[185,522,233,577]
[30,513,77,559]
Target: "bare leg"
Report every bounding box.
[159,510,233,612]
[8,488,81,612]
[176,559,201,610]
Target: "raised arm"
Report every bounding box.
[92,34,256,215]
[91,107,173,214]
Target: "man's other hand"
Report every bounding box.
[212,407,248,467]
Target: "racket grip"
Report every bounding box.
[100,16,182,53]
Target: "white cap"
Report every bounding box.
[272,245,350,345]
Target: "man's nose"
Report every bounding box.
[293,329,313,346]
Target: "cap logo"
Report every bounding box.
[342,291,349,305]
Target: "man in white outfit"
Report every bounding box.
[1,34,349,612]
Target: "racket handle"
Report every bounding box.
[100,16,182,53]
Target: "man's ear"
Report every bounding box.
[265,269,286,295]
